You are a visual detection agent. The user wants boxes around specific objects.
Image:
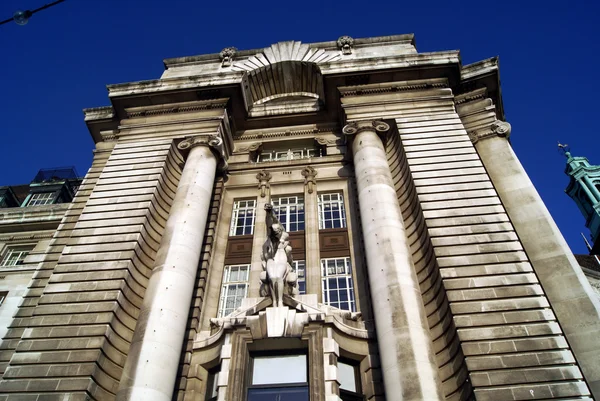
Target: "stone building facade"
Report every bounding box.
[1,34,600,401]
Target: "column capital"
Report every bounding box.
[468,120,512,144]
[342,120,390,136]
[178,134,228,171]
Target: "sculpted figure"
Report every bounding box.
[260,203,298,306]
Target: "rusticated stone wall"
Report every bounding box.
[341,84,592,400]
[0,139,181,400]
[386,130,471,400]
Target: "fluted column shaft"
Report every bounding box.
[343,121,443,401]
[117,136,220,401]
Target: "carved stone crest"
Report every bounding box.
[260,203,298,306]
[301,166,317,194]
[337,36,355,55]
[219,47,238,67]
[256,170,272,198]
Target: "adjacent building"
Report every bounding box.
[1,34,600,401]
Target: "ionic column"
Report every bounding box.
[117,135,224,401]
[472,121,600,398]
[342,120,443,401]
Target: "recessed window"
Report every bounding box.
[272,196,305,232]
[292,260,306,295]
[338,360,364,401]
[1,245,34,267]
[248,354,309,401]
[218,265,250,317]
[321,257,356,312]
[26,192,56,206]
[0,291,7,306]
[258,147,320,162]
[205,366,220,401]
[318,193,347,229]
[229,199,257,236]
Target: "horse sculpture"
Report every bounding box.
[260,203,299,306]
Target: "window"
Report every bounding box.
[318,193,347,229]
[248,354,309,401]
[0,291,7,306]
[26,192,55,206]
[292,260,306,295]
[229,199,257,236]
[1,245,34,267]
[258,148,320,162]
[217,264,250,317]
[272,196,305,232]
[205,367,220,401]
[321,257,356,312]
[338,360,364,401]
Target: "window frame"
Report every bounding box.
[338,359,365,401]
[317,192,347,229]
[217,264,250,317]
[321,257,356,312]
[292,260,306,295]
[246,351,309,401]
[229,199,257,236]
[25,192,56,206]
[0,244,35,267]
[272,195,305,232]
[257,147,320,162]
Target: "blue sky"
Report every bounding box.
[1,0,598,254]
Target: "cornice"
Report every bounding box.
[0,204,69,232]
[339,78,449,97]
[124,99,229,119]
[163,34,416,68]
[461,57,499,80]
[0,231,55,242]
[454,88,488,105]
[83,106,115,122]
[107,52,459,99]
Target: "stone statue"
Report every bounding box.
[260,203,298,306]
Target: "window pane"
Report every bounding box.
[338,362,357,392]
[27,192,55,206]
[252,355,307,385]
[230,200,256,236]
[1,245,34,267]
[321,257,356,312]
[318,193,346,229]
[248,386,309,401]
[218,265,250,317]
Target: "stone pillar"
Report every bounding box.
[342,120,443,401]
[117,135,223,401]
[302,166,321,298]
[473,122,600,398]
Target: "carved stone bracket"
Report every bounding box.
[301,166,318,194]
[468,120,512,144]
[177,134,228,171]
[256,170,272,198]
[337,35,355,55]
[342,120,390,137]
[219,47,238,67]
